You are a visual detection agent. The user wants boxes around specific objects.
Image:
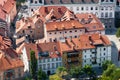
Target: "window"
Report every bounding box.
[22,30,25,33]
[84,60,86,62]
[77,7,79,11]
[35,1,37,4]
[30,31,32,33]
[81,7,84,10]
[54,32,56,34]
[52,63,54,68]
[39,0,42,3]
[75,30,77,32]
[85,55,86,58]
[104,48,106,51]
[101,7,104,10]
[104,53,105,55]
[31,9,33,11]
[43,64,46,70]
[105,7,108,10]
[49,38,52,42]
[101,12,104,17]
[95,7,98,10]
[30,0,33,3]
[60,32,61,34]
[65,31,67,33]
[86,7,88,10]
[47,63,50,69]
[56,58,58,61]
[69,31,72,33]
[109,12,112,17]
[48,58,50,62]
[56,63,59,68]
[91,7,93,10]
[105,12,108,17]
[74,36,77,38]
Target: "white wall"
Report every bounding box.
[21,47,29,72]
[82,45,111,67]
[38,57,62,74]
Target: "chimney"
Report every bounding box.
[58,8,63,14]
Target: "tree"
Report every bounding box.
[37,69,47,80]
[102,60,112,71]
[69,65,83,78]
[56,67,68,77]
[82,65,96,78]
[30,51,37,79]
[100,64,120,80]
[116,28,120,38]
[49,74,62,80]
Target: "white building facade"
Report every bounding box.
[27,0,116,31]
[82,46,111,67]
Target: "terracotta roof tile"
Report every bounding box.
[2,0,15,13]
[60,34,111,52]
[0,7,6,20]
[0,53,23,71]
[46,20,83,32]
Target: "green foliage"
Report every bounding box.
[56,67,68,77]
[100,63,120,80]
[116,28,120,37]
[69,66,83,78]
[49,74,62,80]
[30,50,37,79]
[83,65,95,77]
[37,69,48,80]
[102,60,112,71]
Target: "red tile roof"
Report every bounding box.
[0,53,23,71]
[38,6,68,19]
[60,34,111,52]
[46,20,84,32]
[0,7,6,20]
[2,0,15,13]
[0,35,11,49]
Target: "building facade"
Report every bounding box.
[17,33,111,74]
[27,0,116,30]
[0,35,24,80]
[61,34,111,68]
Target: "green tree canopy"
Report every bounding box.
[83,65,95,77]
[37,69,47,80]
[102,60,112,71]
[100,64,120,80]
[56,67,68,77]
[116,28,120,37]
[69,65,83,78]
[49,74,62,80]
[30,50,37,79]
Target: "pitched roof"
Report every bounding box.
[0,52,23,71]
[38,6,67,19]
[0,35,11,49]
[0,7,6,20]
[60,34,111,52]
[2,0,15,13]
[44,0,99,4]
[46,20,84,32]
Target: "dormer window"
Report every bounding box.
[28,26,31,29]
